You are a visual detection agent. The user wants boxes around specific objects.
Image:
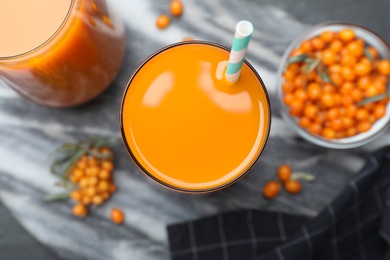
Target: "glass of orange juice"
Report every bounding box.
[0,0,125,107]
[120,41,271,193]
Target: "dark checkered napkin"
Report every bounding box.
[168,146,390,260]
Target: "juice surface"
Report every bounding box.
[0,0,72,57]
[122,43,270,191]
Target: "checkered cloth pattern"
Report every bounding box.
[168,146,390,260]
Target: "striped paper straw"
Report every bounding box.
[225,20,254,83]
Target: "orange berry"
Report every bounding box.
[282,82,294,93]
[87,157,99,167]
[98,180,110,192]
[356,109,369,121]
[329,64,342,74]
[335,131,346,139]
[322,49,336,65]
[330,73,343,86]
[346,41,363,57]
[368,114,376,124]
[70,175,80,183]
[99,169,111,180]
[357,121,371,133]
[290,48,304,57]
[358,76,371,89]
[92,195,104,206]
[77,161,87,169]
[341,95,354,106]
[283,93,294,106]
[341,54,357,67]
[339,28,355,42]
[262,181,281,199]
[156,14,170,29]
[101,192,110,200]
[346,127,357,137]
[299,117,311,129]
[111,208,125,224]
[365,84,379,97]
[378,60,390,76]
[322,84,336,93]
[293,75,305,89]
[341,66,356,81]
[351,89,363,102]
[85,166,99,176]
[81,196,92,205]
[311,37,325,50]
[331,118,344,131]
[70,190,82,201]
[309,123,322,135]
[329,40,343,53]
[304,104,318,119]
[88,177,99,186]
[355,62,372,76]
[72,204,87,218]
[284,180,302,194]
[284,70,295,82]
[101,160,114,171]
[277,164,292,182]
[300,40,313,53]
[85,186,97,197]
[289,100,303,116]
[374,104,386,119]
[170,0,184,17]
[322,128,336,139]
[320,31,336,43]
[307,83,321,100]
[340,82,354,95]
[110,184,117,193]
[366,47,379,59]
[79,155,88,162]
[326,108,339,120]
[79,178,89,188]
[341,116,354,129]
[321,93,335,107]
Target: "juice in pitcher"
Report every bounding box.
[120,42,270,193]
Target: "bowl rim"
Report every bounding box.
[276,21,390,149]
[119,40,272,193]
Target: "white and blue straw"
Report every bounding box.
[225,20,254,83]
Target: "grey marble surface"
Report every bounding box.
[1,0,390,259]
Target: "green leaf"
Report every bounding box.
[357,93,389,106]
[317,63,332,83]
[305,59,321,74]
[364,47,374,63]
[291,172,316,182]
[89,136,121,148]
[284,54,310,70]
[89,150,114,160]
[42,191,71,202]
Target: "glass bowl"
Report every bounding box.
[276,22,390,149]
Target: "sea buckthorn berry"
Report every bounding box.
[366,47,379,59]
[72,204,87,218]
[341,66,356,81]
[170,0,184,17]
[92,195,104,206]
[329,40,343,53]
[300,40,313,53]
[263,181,281,199]
[311,37,325,51]
[365,84,379,97]
[351,89,363,102]
[283,70,295,82]
[98,180,110,192]
[331,118,344,131]
[156,14,170,29]
[368,115,376,124]
[79,178,89,188]
[378,60,390,76]
[309,124,322,135]
[346,41,363,57]
[340,82,354,95]
[283,93,294,106]
[374,104,386,119]
[110,184,117,193]
[354,62,372,76]
[77,161,87,170]
[289,100,303,116]
[339,29,355,42]
[307,83,321,100]
[321,93,335,108]
[86,166,99,177]
[356,109,369,121]
[290,48,304,57]
[320,31,336,43]
[101,192,110,200]
[111,208,125,224]
[357,121,371,133]
[341,95,354,106]
[70,190,82,201]
[322,128,336,139]
[85,187,97,197]
[87,157,99,167]
[326,108,339,120]
[322,49,336,65]
[304,104,318,119]
[102,160,114,171]
[329,64,342,74]
[282,82,295,93]
[341,54,357,67]
[322,84,336,93]
[284,180,302,194]
[277,164,292,182]
[341,117,354,129]
[293,75,305,89]
[330,73,343,86]
[99,169,111,180]
[358,76,371,89]
[88,177,99,186]
[299,117,311,129]
[346,127,357,137]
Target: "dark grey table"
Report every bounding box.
[1,0,389,259]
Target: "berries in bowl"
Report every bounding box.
[276,23,390,149]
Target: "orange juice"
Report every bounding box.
[120,42,270,192]
[0,0,125,107]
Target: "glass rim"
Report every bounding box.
[119,40,272,193]
[0,0,77,61]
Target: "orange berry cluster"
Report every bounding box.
[156,0,184,30]
[282,28,390,139]
[70,147,116,218]
[262,164,302,199]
